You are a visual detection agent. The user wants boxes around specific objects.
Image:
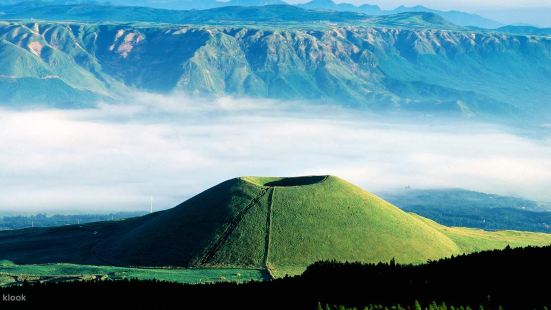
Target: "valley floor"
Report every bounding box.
[0,263,266,287]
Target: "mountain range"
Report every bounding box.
[0,0,503,28]
[0,3,550,121]
[299,0,501,29]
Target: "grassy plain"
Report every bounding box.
[0,261,265,287]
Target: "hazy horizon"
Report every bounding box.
[1,94,550,214]
[285,0,551,10]
[289,0,551,27]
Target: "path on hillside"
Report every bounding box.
[200,188,268,265]
[264,188,275,279]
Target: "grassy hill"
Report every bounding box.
[0,176,550,277]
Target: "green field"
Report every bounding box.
[0,261,265,287]
[413,215,551,252]
[1,175,550,281]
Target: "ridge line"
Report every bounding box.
[264,187,275,279]
[199,188,268,266]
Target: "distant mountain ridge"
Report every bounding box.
[299,0,502,28]
[383,189,551,233]
[1,0,502,28]
[479,8,551,28]
[0,3,373,24]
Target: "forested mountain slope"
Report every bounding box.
[0,7,550,120]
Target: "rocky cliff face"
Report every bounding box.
[1,21,550,118]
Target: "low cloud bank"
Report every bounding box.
[1,93,550,213]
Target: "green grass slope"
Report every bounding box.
[412,215,551,253]
[257,176,462,276]
[0,27,112,106]
[103,178,270,267]
[0,77,100,107]
[0,176,550,277]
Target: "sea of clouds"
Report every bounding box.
[1,92,550,213]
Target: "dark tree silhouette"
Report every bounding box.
[1,245,550,309]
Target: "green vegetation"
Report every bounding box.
[0,3,456,27]
[412,215,551,252]
[0,263,265,287]
[0,4,371,25]
[367,12,459,29]
[263,176,461,277]
[1,176,550,279]
[0,6,550,118]
[0,0,504,28]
